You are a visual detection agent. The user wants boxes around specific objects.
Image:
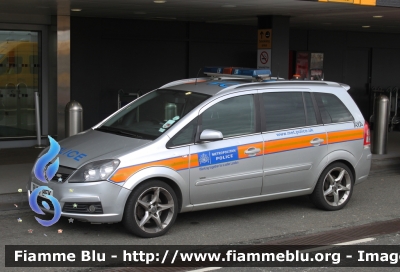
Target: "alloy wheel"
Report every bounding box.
[322,167,351,207]
[134,187,175,234]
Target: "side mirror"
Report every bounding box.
[199,129,223,142]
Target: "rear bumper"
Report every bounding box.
[355,146,372,184]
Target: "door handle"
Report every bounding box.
[244,147,261,157]
[310,138,324,146]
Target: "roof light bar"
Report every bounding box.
[203,66,272,81]
[233,68,271,77]
[203,67,225,74]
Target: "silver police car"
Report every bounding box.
[28,67,371,237]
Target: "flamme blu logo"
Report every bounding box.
[29,136,62,227]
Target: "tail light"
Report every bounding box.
[364,121,370,147]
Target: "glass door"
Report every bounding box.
[0,30,39,138]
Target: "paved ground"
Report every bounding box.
[1,157,400,272]
[0,147,41,195]
[215,233,400,272]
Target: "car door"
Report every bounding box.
[189,92,264,204]
[259,89,328,195]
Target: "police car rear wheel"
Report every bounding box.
[310,162,354,211]
[123,180,178,238]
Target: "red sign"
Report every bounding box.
[260,51,269,64]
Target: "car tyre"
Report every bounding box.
[310,162,354,211]
[123,180,178,238]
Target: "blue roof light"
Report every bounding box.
[233,68,271,77]
[203,66,272,80]
[203,67,224,74]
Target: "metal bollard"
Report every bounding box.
[65,100,83,137]
[33,92,46,148]
[372,95,389,154]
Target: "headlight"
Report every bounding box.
[68,159,120,182]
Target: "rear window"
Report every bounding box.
[314,93,354,123]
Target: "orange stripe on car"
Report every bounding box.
[328,129,364,144]
[189,154,199,168]
[110,129,361,183]
[264,133,326,154]
[110,156,189,182]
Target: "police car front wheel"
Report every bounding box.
[123,180,178,238]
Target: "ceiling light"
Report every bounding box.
[154,0,166,3]
[71,9,82,12]
[222,5,236,8]
[373,15,383,18]
[362,26,370,28]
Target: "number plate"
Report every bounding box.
[31,182,53,198]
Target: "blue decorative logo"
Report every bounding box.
[34,136,60,182]
[29,186,62,227]
[29,136,62,227]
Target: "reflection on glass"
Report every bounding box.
[310,53,324,80]
[295,52,309,80]
[0,31,39,138]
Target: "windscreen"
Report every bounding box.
[97,89,210,140]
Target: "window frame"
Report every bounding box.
[303,92,321,126]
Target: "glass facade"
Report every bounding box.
[0,30,39,138]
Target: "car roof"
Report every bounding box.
[161,77,350,97]
[162,78,250,96]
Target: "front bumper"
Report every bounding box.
[27,176,132,223]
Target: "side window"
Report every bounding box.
[167,117,198,148]
[303,92,318,126]
[314,93,354,123]
[262,92,306,131]
[201,95,256,138]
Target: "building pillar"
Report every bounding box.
[57,16,71,140]
[257,16,290,79]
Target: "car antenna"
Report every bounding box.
[195,67,202,85]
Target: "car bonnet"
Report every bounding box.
[55,129,151,169]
